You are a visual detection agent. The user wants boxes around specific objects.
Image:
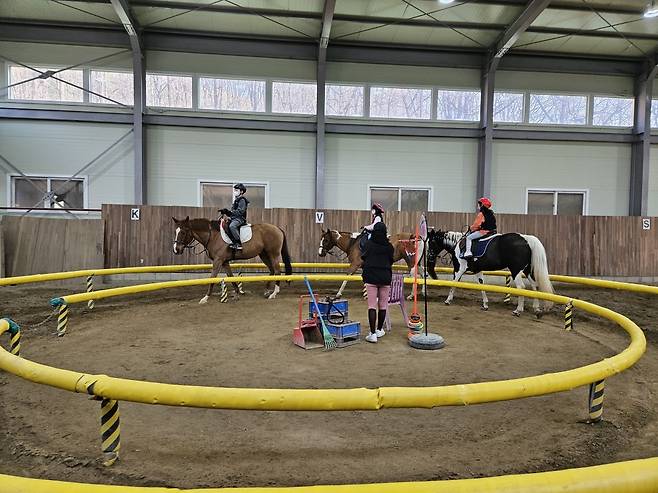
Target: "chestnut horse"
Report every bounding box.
[172,216,292,303]
[318,229,423,298]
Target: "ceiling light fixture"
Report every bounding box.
[439,0,456,4]
[645,1,658,17]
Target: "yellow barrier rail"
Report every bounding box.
[3,263,657,297]
[0,276,644,411]
[2,456,658,492]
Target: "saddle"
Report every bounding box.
[215,218,253,245]
[458,232,500,259]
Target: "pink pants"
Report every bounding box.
[365,283,391,310]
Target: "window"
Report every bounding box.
[436,89,480,121]
[9,66,83,102]
[370,86,431,120]
[201,182,267,209]
[370,187,430,212]
[199,77,265,112]
[11,176,85,209]
[494,92,524,123]
[272,81,317,114]
[526,190,586,216]
[592,96,634,127]
[650,100,658,128]
[146,73,193,108]
[326,84,364,117]
[90,70,134,105]
[529,94,588,125]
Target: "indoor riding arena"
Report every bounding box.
[1,1,658,492]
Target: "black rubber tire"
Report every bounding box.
[408,333,446,350]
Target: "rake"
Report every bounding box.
[304,276,337,350]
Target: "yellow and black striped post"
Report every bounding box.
[4,318,21,356]
[503,276,512,304]
[588,380,605,423]
[220,279,228,303]
[564,301,574,331]
[57,303,69,337]
[86,275,95,309]
[237,281,245,295]
[100,398,121,466]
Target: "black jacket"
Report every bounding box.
[361,234,394,286]
[481,207,497,232]
[230,196,249,223]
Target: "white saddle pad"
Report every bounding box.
[220,224,253,244]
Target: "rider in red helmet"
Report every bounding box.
[464,197,497,258]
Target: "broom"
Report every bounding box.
[304,276,337,350]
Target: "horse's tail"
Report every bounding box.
[522,234,554,309]
[279,228,293,276]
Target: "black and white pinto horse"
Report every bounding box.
[426,230,554,316]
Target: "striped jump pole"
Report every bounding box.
[362,284,368,299]
[220,279,228,303]
[503,276,512,303]
[564,301,574,331]
[588,380,605,423]
[87,383,121,466]
[3,318,21,356]
[86,275,95,309]
[50,298,69,337]
[100,398,121,466]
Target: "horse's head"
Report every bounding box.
[172,216,193,255]
[426,229,447,279]
[318,228,339,257]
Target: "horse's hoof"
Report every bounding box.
[481,306,489,311]
[512,310,521,317]
[534,311,544,319]
[268,292,277,300]
[444,300,451,306]
[199,296,209,305]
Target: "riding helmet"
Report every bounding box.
[372,202,385,214]
[234,183,247,193]
[478,197,492,208]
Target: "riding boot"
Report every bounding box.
[464,237,474,258]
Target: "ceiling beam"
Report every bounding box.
[0,21,644,76]
[70,0,646,17]
[493,0,552,59]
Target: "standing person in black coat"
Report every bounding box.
[361,221,394,343]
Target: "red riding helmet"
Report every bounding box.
[478,197,492,208]
[372,203,385,214]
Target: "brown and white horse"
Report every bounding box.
[318,229,423,298]
[172,216,292,303]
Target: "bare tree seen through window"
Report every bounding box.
[146,74,193,108]
[436,89,480,121]
[9,66,83,102]
[199,78,265,112]
[90,70,134,105]
[493,92,524,123]
[592,96,634,127]
[529,94,587,124]
[272,82,317,114]
[326,84,364,116]
[370,87,431,119]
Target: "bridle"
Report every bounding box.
[174,223,213,256]
[321,231,348,261]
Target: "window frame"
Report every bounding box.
[492,90,526,124]
[324,82,366,118]
[145,70,195,110]
[7,63,86,104]
[434,86,482,123]
[367,83,434,121]
[197,180,270,209]
[197,74,268,115]
[88,68,135,107]
[525,188,589,216]
[270,79,318,116]
[8,173,89,212]
[590,94,635,128]
[367,185,433,212]
[527,91,590,126]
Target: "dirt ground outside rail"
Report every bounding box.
[0,281,657,489]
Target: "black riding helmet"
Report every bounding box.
[234,183,247,193]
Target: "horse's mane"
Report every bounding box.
[442,231,463,248]
[188,218,211,231]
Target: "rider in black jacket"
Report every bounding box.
[219,183,249,250]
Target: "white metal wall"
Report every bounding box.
[324,134,477,212]
[0,121,134,208]
[649,146,658,217]
[492,141,631,216]
[147,126,315,208]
